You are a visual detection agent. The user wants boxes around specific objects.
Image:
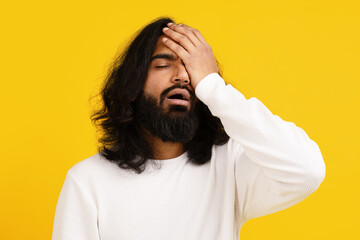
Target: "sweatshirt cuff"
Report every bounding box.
[194,73,249,117]
[195,73,225,101]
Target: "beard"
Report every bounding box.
[134,85,200,144]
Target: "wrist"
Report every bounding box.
[192,72,219,91]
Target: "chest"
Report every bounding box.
[97,161,235,240]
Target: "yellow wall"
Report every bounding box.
[1,0,359,239]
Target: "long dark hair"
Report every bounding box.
[90,16,229,174]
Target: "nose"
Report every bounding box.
[172,63,190,85]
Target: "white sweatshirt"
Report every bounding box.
[52,73,326,240]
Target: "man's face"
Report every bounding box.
[143,35,196,113]
[133,35,200,143]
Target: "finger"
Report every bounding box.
[167,23,203,47]
[162,37,190,63]
[162,27,195,52]
[170,23,208,46]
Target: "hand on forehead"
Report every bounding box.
[162,23,208,51]
[161,22,219,89]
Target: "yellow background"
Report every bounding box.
[1,0,359,239]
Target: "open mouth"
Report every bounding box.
[168,94,187,100]
[165,88,191,107]
[166,88,190,101]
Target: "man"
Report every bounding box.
[52,17,326,240]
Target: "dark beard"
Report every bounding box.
[134,86,200,144]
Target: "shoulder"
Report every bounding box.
[69,153,106,173]
[67,153,121,184]
[211,138,245,166]
[213,138,244,157]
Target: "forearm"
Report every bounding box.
[195,73,326,196]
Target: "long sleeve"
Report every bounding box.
[195,73,326,225]
[52,170,100,240]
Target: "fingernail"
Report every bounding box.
[167,22,173,26]
[162,38,168,42]
[163,27,169,31]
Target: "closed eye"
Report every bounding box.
[155,65,169,68]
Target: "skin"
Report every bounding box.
[162,22,219,89]
[144,34,194,111]
[143,23,219,160]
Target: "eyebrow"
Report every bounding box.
[150,53,178,62]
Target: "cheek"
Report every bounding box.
[143,74,157,92]
[143,78,162,100]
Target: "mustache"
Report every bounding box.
[159,84,195,105]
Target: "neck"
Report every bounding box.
[144,131,185,160]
